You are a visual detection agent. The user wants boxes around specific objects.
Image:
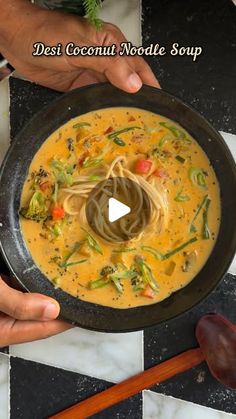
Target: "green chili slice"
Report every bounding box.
[174,189,190,202]
[107,126,141,139]
[159,122,191,144]
[112,247,137,253]
[73,122,91,129]
[81,227,103,255]
[113,137,126,146]
[89,278,109,289]
[189,195,208,233]
[141,246,164,261]
[189,167,207,189]
[59,240,85,268]
[202,198,211,239]
[163,237,197,260]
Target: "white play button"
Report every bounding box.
[108,197,131,223]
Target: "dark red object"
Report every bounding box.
[135,159,152,174]
[196,314,236,389]
[153,167,167,178]
[128,116,136,122]
[141,285,156,299]
[78,151,89,166]
[52,206,65,221]
[104,126,113,134]
[39,181,50,191]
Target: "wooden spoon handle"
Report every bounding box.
[50,347,204,419]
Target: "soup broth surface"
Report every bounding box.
[20,107,220,308]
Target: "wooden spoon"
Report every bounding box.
[50,314,236,419]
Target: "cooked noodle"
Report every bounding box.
[61,156,168,243]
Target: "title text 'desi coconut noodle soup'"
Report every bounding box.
[20,108,220,308]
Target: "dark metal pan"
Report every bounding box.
[0,83,236,332]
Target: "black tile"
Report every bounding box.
[144,273,236,413]
[142,0,236,133]
[0,251,10,355]
[0,251,10,276]
[9,78,61,141]
[0,346,9,354]
[10,357,142,419]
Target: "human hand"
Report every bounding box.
[0,0,160,92]
[0,275,72,347]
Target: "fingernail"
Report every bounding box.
[128,73,142,91]
[43,302,59,320]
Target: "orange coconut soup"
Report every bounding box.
[20,108,220,308]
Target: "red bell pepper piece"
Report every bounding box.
[135,159,152,174]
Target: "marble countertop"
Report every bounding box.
[0,1,236,418]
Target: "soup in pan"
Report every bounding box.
[20,108,220,308]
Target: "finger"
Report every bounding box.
[69,69,107,91]
[66,24,143,93]
[130,56,161,88]
[67,53,143,93]
[0,276,60,321]
[0,315,73,346]
[104,56,143,93]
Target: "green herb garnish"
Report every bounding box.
[134,257,159,292]
[112,247,136,253]
[163,237,197,260]
[45,222,62,238]
[141,246,164,260]
[59,240,85,268]
[73,122,91,129]
[89,277,109,289]
[189,195,209,233]
[142,237,197,261]
[100,265,115,276]
[107,126,141,139]
[202,198,211,239]
[81,227,103,254]
[62,259,87,268]
[158,134,171,148]
[159,122,191,144]
[83,0,102,30]
[50,159,75,187]
[52,182,59,203]
[113,137,126,146]
[175,155,186,164]
[174,189,190,202]
[88,175,101,182]
[109,270,137,294]
[82,156,103,168]
[189,167,207,189]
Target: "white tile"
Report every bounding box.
[220,131,236,163]
[0,354,10,419]
[99,0,141,45]
[10,328,143,383]
[220,131,236,275]
[228,254,236,276]
[143,391,236,419]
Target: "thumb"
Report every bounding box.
[0,276,60,321]
[68,53,143,93]
[103,56,143,93]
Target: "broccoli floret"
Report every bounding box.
[20,191,48,221]
[100,265,115,277]
[50,159,75,186]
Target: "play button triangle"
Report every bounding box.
[108,197,131,223]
